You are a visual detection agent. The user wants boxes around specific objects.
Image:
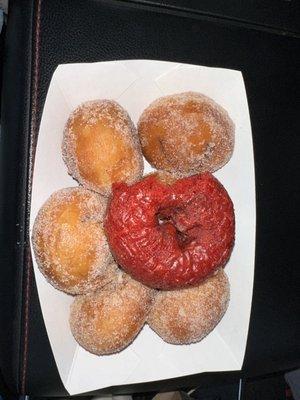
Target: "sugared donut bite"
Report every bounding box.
[138,92,234,176]
[105,173,235,290]
[147,269,230,344]
[69,273,156,355]
[32,187,113,294]
[63,100,143,196]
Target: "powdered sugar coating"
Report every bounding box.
[69,272,156,355]
[138,92,234,176]
[147,269,230,344]
[62,100,144,196]
[32,187,114,295]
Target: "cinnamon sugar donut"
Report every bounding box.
[69,273,156,355]
[32,187,113,295]
[147,269,229,344]
[138,92,234,176]
[63,100,143,196]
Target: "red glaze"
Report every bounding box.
[105,173,235,289]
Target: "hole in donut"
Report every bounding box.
[176,230,192,248]
[156,207,194,250]
[156,213,170,226]
[156,206,178,226]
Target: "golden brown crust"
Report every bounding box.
[147,171,178,185]
[138,92,234,176]
[69,273,156,355]
[147,269,230,344]
[62,100,144,196]
[32,187,114,295]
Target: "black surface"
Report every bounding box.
[126,0,300,35]
[0,16,5,116]
[0,369,14,400]
[0,0,34,395]
[0,17,11,400]
[0,0,300,396]
[191,381,239,400]
[242,373,287,400]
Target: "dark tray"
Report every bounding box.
[0,0,299,397]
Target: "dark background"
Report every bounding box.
[0,0,299,397]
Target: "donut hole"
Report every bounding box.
[155,189,222,252]
[156,210,174,226]
[62,100,144,195]
[69,275,155,355]
[137,92,235,175]
[32,187,113,294]
[156,206,194,250]
[75,123,137,187]
[147,269,230,344]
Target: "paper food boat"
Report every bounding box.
[29,60,255,395]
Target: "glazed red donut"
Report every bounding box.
[105,172,235,290]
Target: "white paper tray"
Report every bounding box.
[29,60,256,395]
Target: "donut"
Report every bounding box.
[69,273,156,355]
[62,100,143,196]
[137,92,234,176]
[147,269,229,344]
[32,187,113,295]
[105,172,234,290]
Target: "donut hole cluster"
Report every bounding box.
[32,92,235,355]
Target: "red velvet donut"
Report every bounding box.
[105,172,235,289]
